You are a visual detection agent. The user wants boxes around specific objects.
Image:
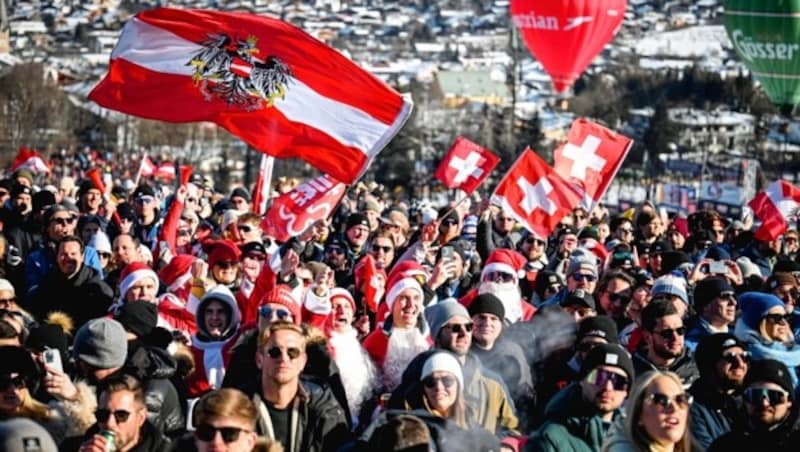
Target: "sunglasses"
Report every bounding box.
[135,196,155,205]
[0,297,17,306]
[372,244,393,253]
[98,252,112,260]
[720,350,751,365]
[776,288,800,300]
[654,326,686,340]
[645,392,693,411]
[237,225,253,233]
[586,368,629,391]
[258,306,291,320]
[177,228,192,237]
[446,323,473,334]
[717,291,737,303]
[215,261,238,270]
[95,408,132,424]
[326,246,344,255]
[525,237,546,246]
[571,274,597,283]
[266,346,302,360]
[422,375,457,389]
[486,271,515,283]
[441,218,458,226]
[607,292,631,305]
[195,424,249,443]
[0,375,26,391]
[764,313,792,325]
[50,217,76,226]
[744,387,789,406]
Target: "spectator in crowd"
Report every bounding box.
[603,370,694,452]
[342,213,371,259]
[229,188,251,214]
[236,212,263,245]
[526,343,633,452]
[649,275,689,319]
[105,234,142,294]
[735,292,800,388]
[619,270,653,352]
[0,418,59,452]
[766,272,798,315]
[560,289,598,324]
[473,249,534,323]
[251,321,350,451]
[684,277,737,351]
[132,185,162,251]
[709,359,800,451]
[594,271,634,331]
[688,333,749,450]
[191,388,260,452]
[411,351,468,427]
[75,374,170,452]
[30,236,113,328]
[633,299,699,389]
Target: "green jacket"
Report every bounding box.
[525,383,618,452]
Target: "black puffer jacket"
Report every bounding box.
[249,377,351,452]
[121,341,185,437]
[632,348,700,389]
[29,264,113,329]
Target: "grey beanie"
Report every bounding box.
[72,318,128,369]
[424,299,471,340]
[0,418,58,452]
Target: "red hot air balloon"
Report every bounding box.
[510,0,627,93]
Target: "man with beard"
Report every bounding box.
[363,276,431,391]
[633,299,699,389]
[517,232,548,300]
[467,249,534,323]
[685,277,737,352]
[689,333,749,450]
[709,359,800,452]
[526,343,633,452]
[541,252,599,309]
[324,288,379,426]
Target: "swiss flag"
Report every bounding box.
[490,148,581,239]
[553,118,632,209]
[434,137,500,195]
[89,8,412,184]
[354,255,383,313]
[749,180,800,242]
[10,147,50,174]
[261,174,346,242]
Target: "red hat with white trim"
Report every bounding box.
[118,262,159,299]
[158,255,196,292]
[385,277,424,311]
[481,249,527,280]
[329,288,356,313]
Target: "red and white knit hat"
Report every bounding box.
[119,262,159,299]
[385,277,424,310]
[481,249,527,280]
[261,285,301,325]
[158,255,196,293]
[329,288,356,313]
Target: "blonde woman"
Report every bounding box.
[411,351,468,429]
[603,371,694,452]
[735,292,800,388]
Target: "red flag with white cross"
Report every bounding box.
[553,118,633,210]
[434,137,500,195]
[490,148,581,239]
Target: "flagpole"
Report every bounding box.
[134,152,146,187]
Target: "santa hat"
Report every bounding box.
[204,239,242,268]
[387,260,428,288]
[158,255,197,293]
[330,288,356,313]
[385,277,424,311]
[482,249,527,279]
[261,285,301,325]
[118,262,159,300]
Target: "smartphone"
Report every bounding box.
[43,348,63,374]
[709,261,728,275]
[441,246,455,262]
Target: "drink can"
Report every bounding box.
[100,430,116,452]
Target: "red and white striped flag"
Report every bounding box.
[252,154,275,216]
[749,180,800,242]
[10,147,50,174]
[139,155,156,177]
[156,161,177,181]
[89,8,413,184]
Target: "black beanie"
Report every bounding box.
[115,300,158,338]
[468,293,505,321]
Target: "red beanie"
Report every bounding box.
[206,239,242,268]
[158,255,196,292]
[261,285,301,325]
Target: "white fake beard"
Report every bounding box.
[381,327,429,391]
[329,329,379,416]
[479,281,523,323]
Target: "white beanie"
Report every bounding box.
[385,277,424,310]
[421,352,463,389]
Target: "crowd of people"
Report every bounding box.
[1,154,800,452]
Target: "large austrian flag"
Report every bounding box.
[89,8,413,184]
[434,137,500,195]
[490,149,581,239]
[553,118,632,210]
[261,174,346,242]
[10,147,50,174]
[749,180,800,242]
